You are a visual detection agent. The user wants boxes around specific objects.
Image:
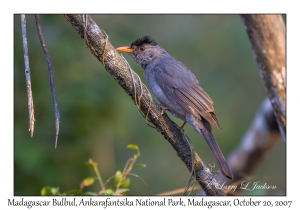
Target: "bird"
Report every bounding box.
[117,36,233,179]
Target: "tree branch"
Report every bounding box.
[21,14,35,137]
[35,15,61,149]
[240,14,286,141]
[64,14,226,195]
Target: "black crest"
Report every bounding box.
[131,36,158,48]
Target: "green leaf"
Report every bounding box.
[80,177,95,189]
[63,189,97,196]
[41,187,53,196]
[105,189,115,195]
[63,189,86,195]
[115,188,129,195]
[51,187,59,195]
[84,191,98,196]
[41,186,59,196]
[136,163,147,168]
[119,178,130,188]
[113,171,122,188]
[85,159,98,168]
[127,144,139,151]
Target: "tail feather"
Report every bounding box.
[200,128,233,179]
[199,120,233,179]
[186,114,233,179]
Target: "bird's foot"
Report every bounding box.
[159,104,168,116]
[180,121,186,131]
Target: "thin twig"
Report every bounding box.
[157,185,201,196]
[183,134,196,195]
[35,14,60,149]
[82,15,89,46]
[92,162,106,193]
[21,14,35,137]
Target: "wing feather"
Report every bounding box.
[154,59,221,129]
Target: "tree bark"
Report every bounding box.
[64,14,226,195]
[240,14,286,141]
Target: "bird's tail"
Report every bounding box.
[196,119,233,180]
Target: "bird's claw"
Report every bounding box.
[180,121,186,131]
[159,104,168,116]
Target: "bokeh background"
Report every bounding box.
[14,14,285,195]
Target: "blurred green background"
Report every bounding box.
[14,14,285,195]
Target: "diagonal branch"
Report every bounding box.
[35,15,60,148]
[21,14,35,137]
[240,14,286,142]
[64,14,226,196]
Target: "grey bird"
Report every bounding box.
[117,36,233,179]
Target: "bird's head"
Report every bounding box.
[117,36,168,67]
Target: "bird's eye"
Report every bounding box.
[140,46,145,51]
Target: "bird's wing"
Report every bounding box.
[154,58,221,129]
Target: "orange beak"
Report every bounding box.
[116,46,133,53]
